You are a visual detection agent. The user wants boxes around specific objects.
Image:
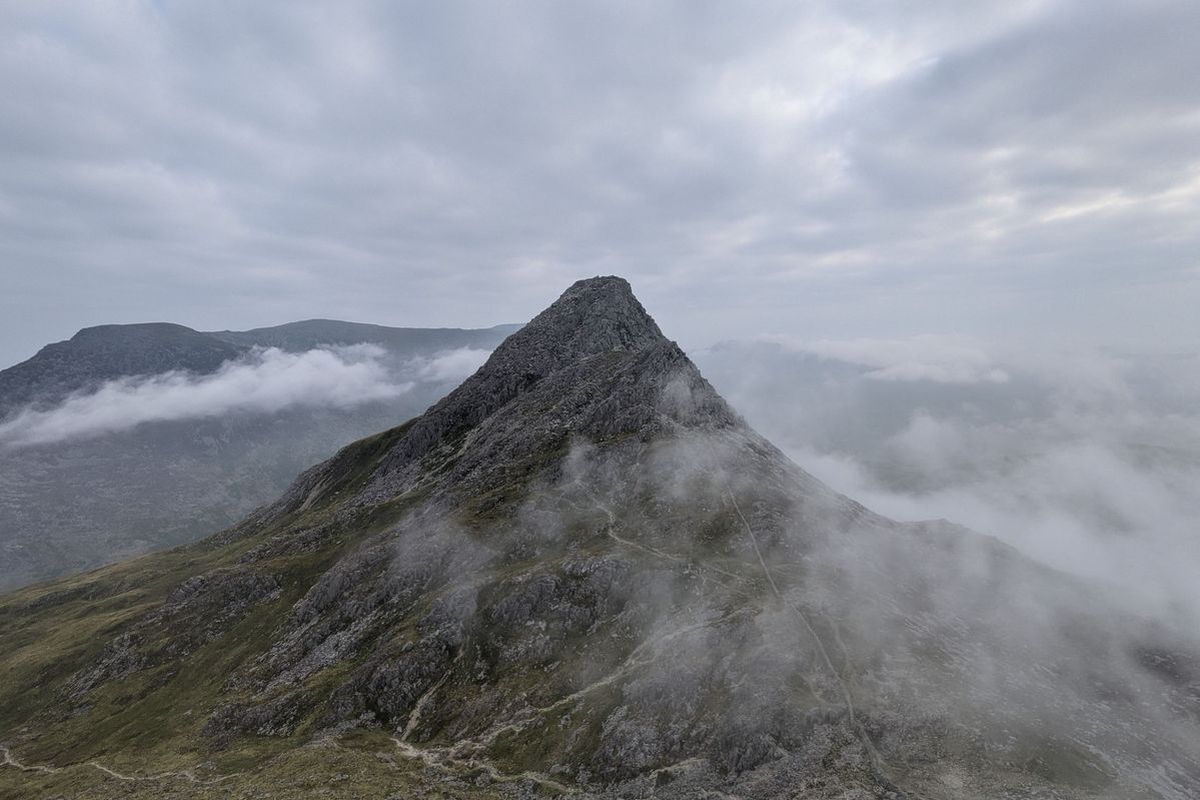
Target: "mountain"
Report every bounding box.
[0,320,520,418]
[0,277,1197,799]
[0,323,243,417]
[0,320,517,591]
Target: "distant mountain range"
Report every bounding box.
[0,278,1196,799]
[0,322,244,417]
[0,319,520,417]
[0,319,519,591]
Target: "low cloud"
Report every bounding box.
[699,339,1200,628]
[405,347,492,383]
[0,345,412,448]
[763,334,1010,384]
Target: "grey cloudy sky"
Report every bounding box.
[2,0,1198,367]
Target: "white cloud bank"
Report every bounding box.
[0,345,413,448]
[407,347,492,383]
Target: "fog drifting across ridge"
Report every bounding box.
[696,339,1200,629]
[0,345,492,448]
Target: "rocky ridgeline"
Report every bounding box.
[0,323,243,417]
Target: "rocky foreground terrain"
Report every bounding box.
[1,277,1197,799]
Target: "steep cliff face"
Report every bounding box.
[1,278,1198,800]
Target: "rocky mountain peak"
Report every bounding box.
[538,275,663,347]
[356,275,732,498]
[483,276,667,377]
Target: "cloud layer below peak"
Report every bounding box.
[698,338,1200,628]
[0,345,411,447]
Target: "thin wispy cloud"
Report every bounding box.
[407,347,491,383]
[0,345,411,447]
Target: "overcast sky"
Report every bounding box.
[2,0,1197,367]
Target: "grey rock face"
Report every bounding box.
[203,688,312,746]
[66,565,280,699]
[368,277,682,484]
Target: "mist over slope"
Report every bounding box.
[0,320,516,591]
[697,338,1200,629]
[0,277,1196,800]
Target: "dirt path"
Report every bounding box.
[571,478,752,596]
[2,746,61,775]
[390,735,576,795]
[1,744,237,787]
[718,478,917,800]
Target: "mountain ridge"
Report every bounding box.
[0,318,520,418]
[0,322,243,417]
[1,277,1198,799]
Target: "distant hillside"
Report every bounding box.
[0,323,243,417]
[0,319,517,591]
[0,320,521,419]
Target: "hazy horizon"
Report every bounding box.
[3,1,1198,368]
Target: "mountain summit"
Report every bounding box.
[273,276,740,515]
[372,275,702,473]
[494,275,668,361]
[1,279,1198,800]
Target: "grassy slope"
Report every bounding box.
[0,415,654,799]
[0,421,451,796]
[0,728,509,800]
